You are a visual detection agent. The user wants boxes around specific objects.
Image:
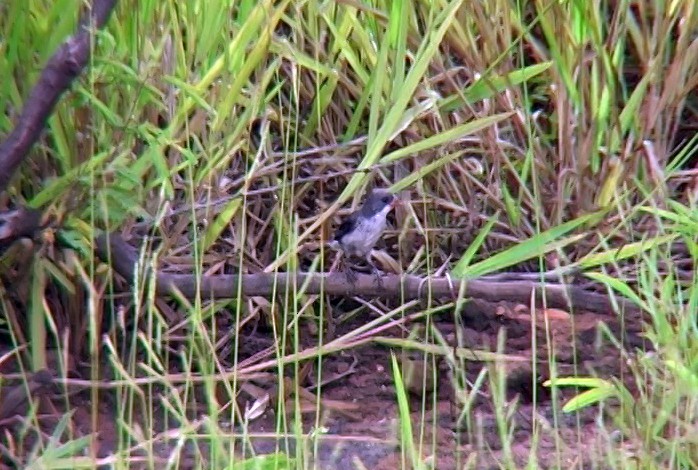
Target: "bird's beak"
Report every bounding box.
[390,197,401,209]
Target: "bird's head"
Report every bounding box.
[359,189,400,217]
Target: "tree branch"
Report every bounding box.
[0,207,44,253]
[95,232,640,314]
[0,0,118,192]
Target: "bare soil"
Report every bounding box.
[0,298,647,469]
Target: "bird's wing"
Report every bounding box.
[334,213,358,241]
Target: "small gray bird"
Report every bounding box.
[331,188,399,284]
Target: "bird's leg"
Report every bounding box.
[366,254,384,288]
[340,254,358,286]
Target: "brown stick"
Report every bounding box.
[95,233,639,314]
[0,207,44,252]
[0,0,118,192]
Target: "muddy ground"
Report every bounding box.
[0,297,646,469]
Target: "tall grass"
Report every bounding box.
[0,0,697,468]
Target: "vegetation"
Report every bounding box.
[0,0,697,468]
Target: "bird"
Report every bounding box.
[330,188,400,286]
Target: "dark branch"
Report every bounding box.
[0,207,44,252]
[95,232,640,315]
[0,0,118,192]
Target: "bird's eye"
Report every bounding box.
[382,196,392,204]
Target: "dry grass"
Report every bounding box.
[0,0,697,468]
